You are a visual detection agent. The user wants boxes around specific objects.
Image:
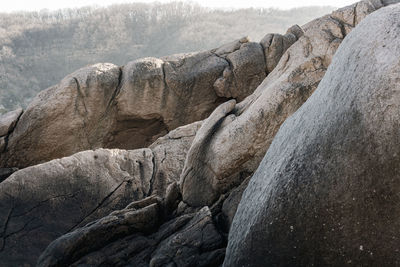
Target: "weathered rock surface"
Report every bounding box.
[180,0,389,207]
[2,1,398,266]
[225,4,400,266]
[38,199,225,267]
[0,108,22,153]
[0,37,267,169]
[150,121,202,196]
[0,108,22,137]
[221,176,251,230]
[0,167,18,183]
[38,201,161,266]
[212,37,267,99]
[180,99,237,206]
[0,122,200,266]
[37,172,252,267]
[260,24,304,73]
[0,148,153,265]
[149,206,224,267]
[2,63,122,169]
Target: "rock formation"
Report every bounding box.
[180,0,387,207]
[225,3,400,266]
[0,122,200,265]
[0,37,269,169]
[0,0,398,266]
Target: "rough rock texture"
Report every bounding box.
[36,167,252,267]
[38,197,225,267]
[0,148,153,265]
[180,0,388,207]
[212,37,267,99]
[2,1,397,266]
[221,176,251,230]
[38,202,162,266]
[0,167,18,183]
[2,63,122,169]
[0,108,22,137]
[0,137,5,153]
[0,108,22,153]
[0,38,267,169]
[149,206,224,267]
[225,4,400,266]
[150,121,202,196]
[180,100,237,206]
[38,173,252,267]
[0,122,200,266]
[260,24,304,73]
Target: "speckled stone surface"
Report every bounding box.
[225,3,400,266]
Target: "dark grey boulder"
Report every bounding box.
[0,148,155,266]
[225,3,400,266]
[38,204,225,267]
[37,201,161,266]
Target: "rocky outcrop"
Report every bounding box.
[0,122,200,266]
[179,0,388,207]
[225,3,400,266]
[2,1,399,266]
[0,37,269,169]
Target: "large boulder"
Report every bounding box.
[0,38,267,169]
[0,148,154,265]
[180,0,389,207]
[2,63,122,169]
[0,121,200,266]
[225,3,400,266]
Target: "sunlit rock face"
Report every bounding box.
[0,38,267,169]
[225,3,400,266]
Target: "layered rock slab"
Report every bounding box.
[38,197,225,267]
[225,3,400,266]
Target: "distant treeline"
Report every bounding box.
[0,2,334,112]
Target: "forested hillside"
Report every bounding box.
[0,2,334,112]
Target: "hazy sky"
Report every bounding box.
[0,0,357,13]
